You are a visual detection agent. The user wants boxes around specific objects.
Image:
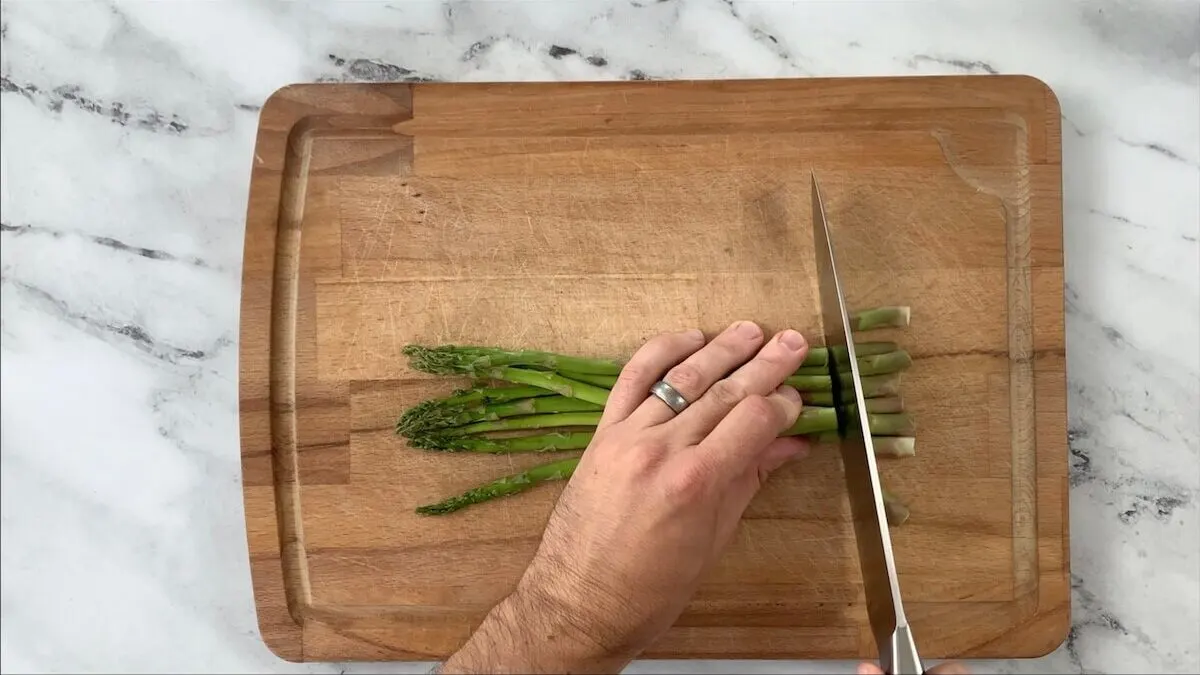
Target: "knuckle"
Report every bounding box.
[739,394,781,427]
[662,460,713,500]
[709,378,748,408]
[616,363,650,388]
[665,362,705,394]
[626,438,669,471]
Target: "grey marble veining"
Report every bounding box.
[1,1,1197,673]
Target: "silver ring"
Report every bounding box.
[650,380,689,414]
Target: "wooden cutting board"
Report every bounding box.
[239,77,1068,662]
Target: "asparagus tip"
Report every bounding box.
[406,433,465,452]
[403,344,475,375]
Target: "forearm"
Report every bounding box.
[441,588,629,674]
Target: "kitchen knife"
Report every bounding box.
[811,172,923,675]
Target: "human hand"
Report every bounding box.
[857,662,970,674]
[442,322,812,673]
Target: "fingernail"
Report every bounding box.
[777,385,801,403]
[735,321,762,338]
[780,330,806,351]
[684,328,704,341]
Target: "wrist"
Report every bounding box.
[443,586,629,674]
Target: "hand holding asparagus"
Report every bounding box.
[398,306,916,518]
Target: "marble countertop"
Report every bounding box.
[1,1,1197,672]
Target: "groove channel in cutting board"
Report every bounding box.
[239,78,1068,662]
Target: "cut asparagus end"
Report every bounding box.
[863,395,904,414]
[855,350,913,377]
[882,488,910,526]
[851,306,911,331]
[871,436,916,457]
[860,372,902,398]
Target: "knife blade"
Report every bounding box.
[810,172,923,675]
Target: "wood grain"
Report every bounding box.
[239,77,1068,662]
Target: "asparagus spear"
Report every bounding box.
[415,456,581,515]
[483,367,611,405]
[404,344,625,375]
[435,411,604,437]
[557,371,619,388]
[851,306,911,331]
[439,385,555,406]
[398,396,603,436]
[784,371,901,395]
[396,386,557,436]
[417,453,916,517]
[780,409,914,437]
[409,431,595,453]
[406,341,902,376]
[413,407,914,441]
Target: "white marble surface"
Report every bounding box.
[1,0,1197,672]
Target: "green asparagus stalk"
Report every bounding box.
[411,407,911,440]
[410,431,595,453]
[783,374,836,391]
[852,350,913,377]
[403,344,624,375]
[398,396,603,436]
[557,371,619,388]
[439,411,604,437]
[568,351,907,385]
[415,456,581,515]
[851,306,911,331]
[417,453,915,517]
[784,371,901,395]
[780,408,914,437]
[396,386,557,436]
[483,367,611,405]
[440,385,555,406]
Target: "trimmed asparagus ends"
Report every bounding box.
[871,436,916,458]
[882,488,910,526]
[415,457,581,515]
[851,306,911,331]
